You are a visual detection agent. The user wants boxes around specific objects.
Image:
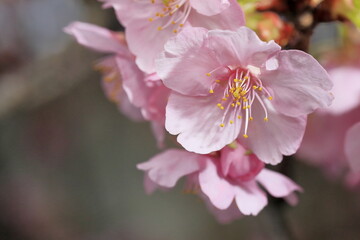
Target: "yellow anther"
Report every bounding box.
[244,76,249,80]
[240,90,247,96]
[247,105,251,109]
[253,86,258,90]
[243,106,246,109]
[222,98,227,101]
[215,80,221,83]
[157,26,163,31]
[234,79,238,82]
[268,96,273,100]
[242,97,247,102]
[173,29,178,33]
[264,117,269,122]
[258,87,263,91]
[226,94,230,98]
[237,115,242,119]
[243,134,249,138]
[151,0,155,3]
[148,18,154,22]
[171,21,176,24]
[249,117,254,121]
[217,103,222,107]
[163,7,168,11]
[209,89,214,94]
[156,12,160,16]
[176,4,180,8]
[236,102,241,106]
[206,73,211,76]
[231,103,235,107]
[229,120,234,124]
[220,123,225,127]
[220,106,224,110]
[179,24,184,27]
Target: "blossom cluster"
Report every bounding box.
[63,0,360,223]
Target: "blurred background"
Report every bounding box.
[0,0,360,239]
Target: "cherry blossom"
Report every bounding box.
[157,26,333,164]
[101,0,245,73]
[138,142,302,221]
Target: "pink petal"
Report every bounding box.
[198,160,236,210]
[137,149,203,188]
[345,121,360,172]
[97,57,144,121]
[64,21,129,55]
[115,57,148,108]
[126,17,176,73]
[243,100,307,165]
[156,27,222,96]
[234,181,268,215]
[256,169,303,198]
[100,0,160,27]
[262,50,334,117]
[205,27,280,68]
[190,0,230,16]
[165,92,242,154]
[220,145,264,181]
[189,0,245,30]
[325,66,360,115]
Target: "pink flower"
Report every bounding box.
[156,26,333,164]
[101,0,245,73]
[297,64,360,184]
[137,142,302,221]
[64,22,170,146]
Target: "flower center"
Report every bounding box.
[207,67,273,138]
[145,0,191,33]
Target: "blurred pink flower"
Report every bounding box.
[137,142,302,222]
[157,26,333,164]
[64,22,170,147]
[101,0,245,73]
[297,64,360,186]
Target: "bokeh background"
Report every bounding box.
[0,0,360,239]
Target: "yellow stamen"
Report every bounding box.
[264,117,269,122]
[249,117,253,121]
[148,18,154,22]
[179,24,184,27]
[243,134,249,138]
[268,96,273,100]
[209,89,214,94]
[173,29,178,33]
[157,26,163,31]
[222,98,227,101]
[206,73,211,77]
[215,80,221,83]
[229,120,234,124]
[220,123,225,127]
[237,116,242,119]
